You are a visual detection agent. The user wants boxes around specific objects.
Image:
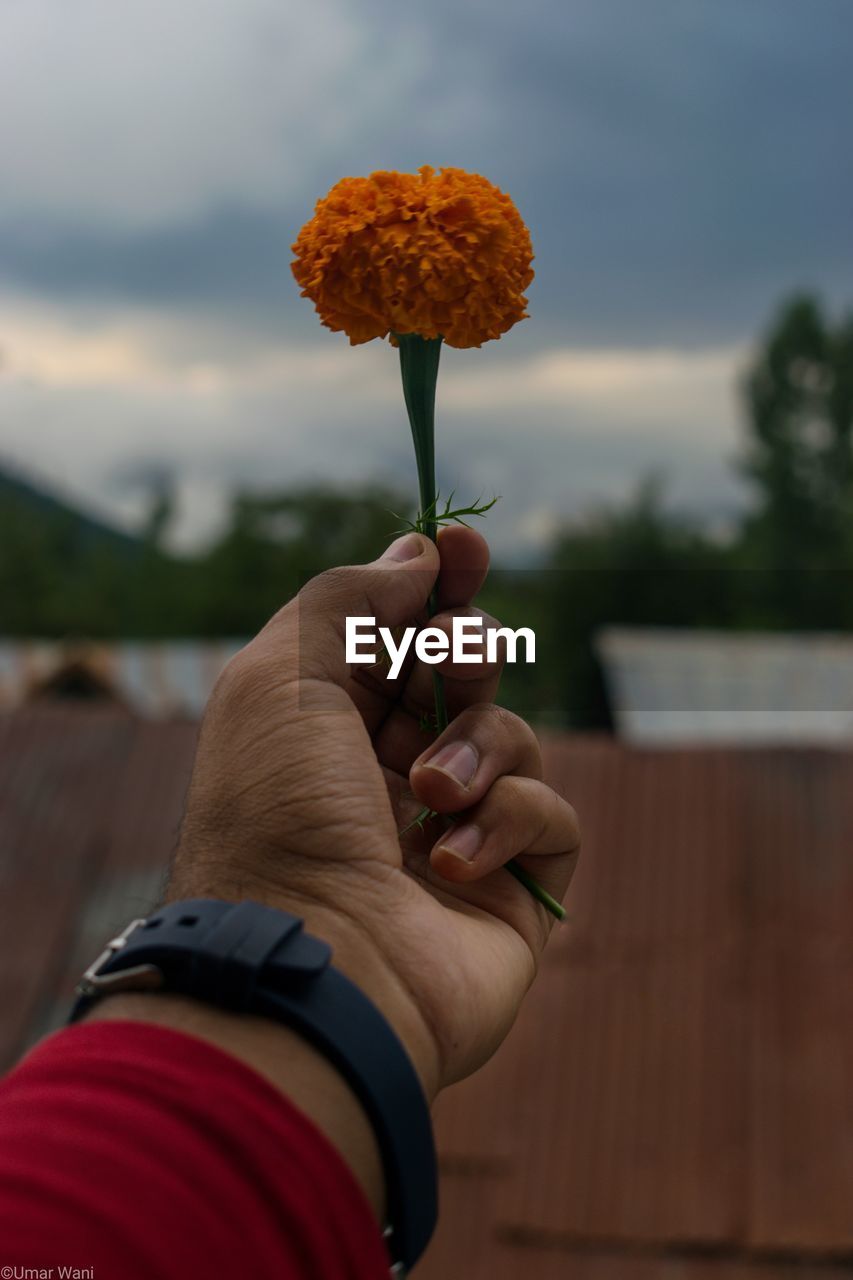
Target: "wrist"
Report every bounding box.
[163,869,442,1101]
[77,895,442,1267]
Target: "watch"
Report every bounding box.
[70,897,438,1276]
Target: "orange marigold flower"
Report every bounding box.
[290,165,534,349]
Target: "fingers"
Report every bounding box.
[408,703,541,813]
[299,524,488,649]
[267,525,492,700]
[348,527,495,739]
[258,532,439,682]
[429,774,581,888]
[371,609,506,770]
[396,605,504,712]
[304,531,438,634]
[434,524,490,611]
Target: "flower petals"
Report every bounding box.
[290,165,534,350]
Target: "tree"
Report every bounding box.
[738,296,853,624]
[0,475,409,640]
[540,477,736,727]
[189,485,411,635]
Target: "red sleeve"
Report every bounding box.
[0,1020,391,1280]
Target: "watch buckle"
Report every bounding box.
[76,918,164,997]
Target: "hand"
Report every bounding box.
[169,528,580,1097]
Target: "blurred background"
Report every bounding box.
[2,1,853,1276]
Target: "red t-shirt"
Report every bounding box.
[0,1021,391,1279]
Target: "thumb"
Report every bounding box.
[261,532,440,682]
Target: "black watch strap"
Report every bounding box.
[70,898,437,1274]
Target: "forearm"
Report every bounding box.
[83,887,442,1227]
[0,1019,393,1280]
[86,992,388,1219]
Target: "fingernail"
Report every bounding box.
[382,533,424,562]
[438,823,482,863]
[423,740,479,787]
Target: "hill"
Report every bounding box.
[0,462,140,556]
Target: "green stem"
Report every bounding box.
[395,333,563,922]
[396,333,448,732]
[506,861,567,921]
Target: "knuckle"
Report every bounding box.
[545,791,582,855]
[459,703,540,759]
[566,801,582,842]
[213,645,253,702]
[480,771,524,817]
[536,784,561,844]
[538,787,580,849]
[213,643,281,714]
[486,703,537,747]
[491,703,523,732]
[466,701,515,730]
[300,566,351,611]
[435,604,491,626]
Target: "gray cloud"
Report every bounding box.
[0,0,850,346]
[0,0,850,557]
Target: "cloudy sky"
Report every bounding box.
[1,0,851,555]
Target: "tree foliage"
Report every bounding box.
[3,294,853,727]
